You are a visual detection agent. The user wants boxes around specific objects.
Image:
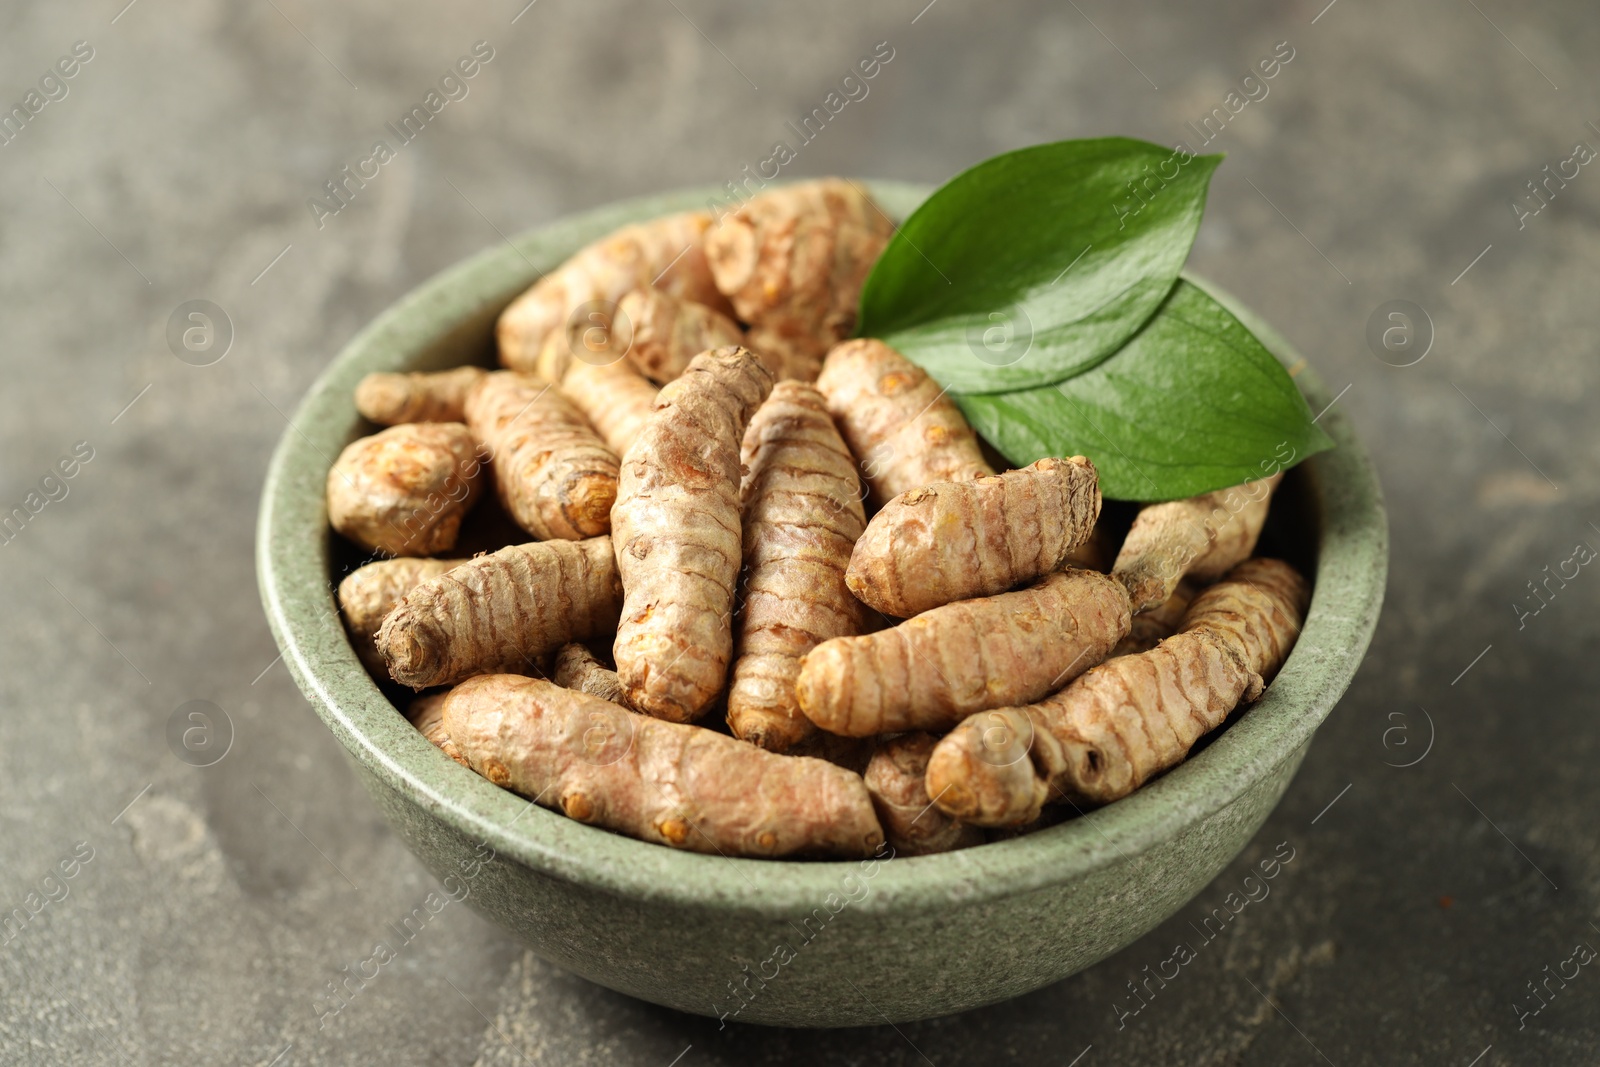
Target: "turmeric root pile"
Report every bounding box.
[322,180,1312,860]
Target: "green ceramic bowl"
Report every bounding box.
[257,182,1386,1028]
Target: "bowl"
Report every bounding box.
[256,181,1387,1027]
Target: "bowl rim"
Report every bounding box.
[257,180,1388,916]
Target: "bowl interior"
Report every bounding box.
[257,181,1388,916]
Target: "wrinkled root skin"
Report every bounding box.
[1112,473,1283,614]
[338,557,465,674]
[442,675,885,858]
[407,693,470,768]
[846,456,1102,618]
[465,372,620,541]
[378,537,622,690]
[355,366,488,426]
[928,558,1309,826]
[614,287,745,385]
[816,338,993,507]
[1111,579,1197,658]
[864,733,983,856]
[496,210,734,372]
[552,642,627,706]
[326,422,484,558]
[704,179,893,375]
[924,708,1047,828]
[559,358,659,458]
[797,568,1130,736]
[612,346,778,722]
[727,381,867,752]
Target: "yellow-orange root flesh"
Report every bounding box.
[441,674,884,858]
[846,456,1102,618]
[354,366,488,426]
[727,381,867,751]
[1111,473,1283,614]
[611,346,778,722]
[927,558,1309,825]
[464,371,619,540]
[816,338,994,507]
[377,536,622,689]
[798,568,1130,736]
[326,422,484,557]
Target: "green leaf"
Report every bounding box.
[858,138,1221,394]
[955,280,1335,501]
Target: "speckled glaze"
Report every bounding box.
[256,183,1387,1028]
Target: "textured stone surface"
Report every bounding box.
[0,0,1594,1062]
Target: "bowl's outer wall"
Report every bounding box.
[361,739,1310,1025]
[257,182,1387,1027]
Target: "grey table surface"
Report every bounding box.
[1,0,1595,1063]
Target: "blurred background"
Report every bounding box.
[2,0,1596,1062]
